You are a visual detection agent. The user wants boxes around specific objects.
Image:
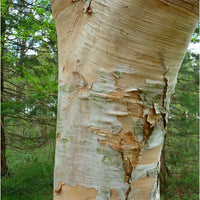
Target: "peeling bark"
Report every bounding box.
[55,182,66,194]
[51,0,198,199]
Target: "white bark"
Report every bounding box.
[51,0,198,199]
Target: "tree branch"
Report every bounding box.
[1,0,12,18]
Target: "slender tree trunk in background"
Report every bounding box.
[51,0,198,199]
[41,123,47,143]
[1,57,8,176]
[1,15,9,177]
[160,139,168,186]
[1,120,8,176]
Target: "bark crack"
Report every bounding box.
[159,50,169,129]
[162,72,168,129]
[122,156,133,183]
[83,0,93,13]
[122,155,133,200]
[71,0,93,14]
[143,113,155,143]
[125,185,131,200]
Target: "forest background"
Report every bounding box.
[1,0,199,199]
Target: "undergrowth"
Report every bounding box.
[1,140,55,200]
[161,134,199,200]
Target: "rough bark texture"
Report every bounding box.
[51,0,198,199]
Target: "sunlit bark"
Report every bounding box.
[51,0,198,199]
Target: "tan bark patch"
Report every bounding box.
[129,177,156,200]
[107,88,124,100]
[56,133,60,143]
[143,115,152,140]
[127,102,143,120]
[138,145,162,165]
[96,130,140,183]
[117,116,135,135]
[147,108,159,127]
[110,189,123,200]
[117,73,146,91]
[54,184,98,200]
[97,131,139,153]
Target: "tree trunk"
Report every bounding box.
[1,14,9,177]
[160,139,168,186]
[1,119,8,176]
[51,0,198,199]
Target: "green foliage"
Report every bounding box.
[161,50,199,199]
[1,0,58,117]
[191,24,199,43]
[1,0,58,152]
[1,102,26,116]
[1,141,55,200]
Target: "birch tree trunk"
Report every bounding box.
[51,0,198,199]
